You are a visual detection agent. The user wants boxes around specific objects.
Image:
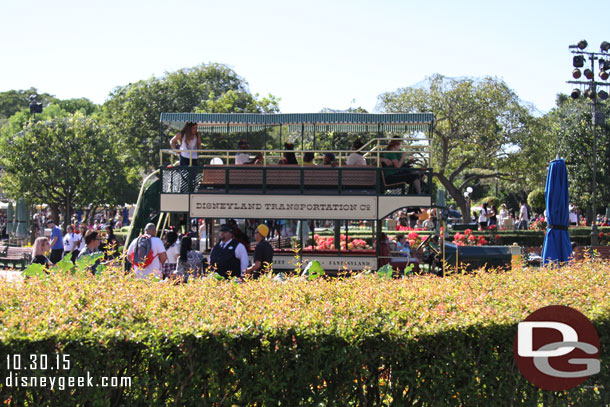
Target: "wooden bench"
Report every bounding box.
[200,165,378,190]
[573,246,610,260]
[0,246,32,271]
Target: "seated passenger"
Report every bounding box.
[321,153,338,167]
[279,142,298,165]
[422,217,435,231]
[395,234,411,257]
[302,152,315,165]
[170,122,201,166]
[380,139,422,194]
[346,138,366,166]
[235,140,262,165]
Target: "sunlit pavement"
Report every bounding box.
[0,269,23,282]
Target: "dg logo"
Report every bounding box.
[513,305,600,391]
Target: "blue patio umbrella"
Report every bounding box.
[123,207,129,226]
[542,158,572,265]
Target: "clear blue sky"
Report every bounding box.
[1,0,608,113]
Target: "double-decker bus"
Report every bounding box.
[124,112,512,275]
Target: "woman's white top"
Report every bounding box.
[165,241,180,265]
[478,208,488,223]
[180,134,198,159]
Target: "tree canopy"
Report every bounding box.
[544,95,610,219]
[0,88,59,128]
[0,114,135,224]
[377,74,542,218]
[102,63,280,171]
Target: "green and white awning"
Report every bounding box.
[160,113,434,133]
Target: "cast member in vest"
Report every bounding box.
[245,224,274,279]
[209,224,248,278]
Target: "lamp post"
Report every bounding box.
[567,40,610,246]
[463,186,473,224]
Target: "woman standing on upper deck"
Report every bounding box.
[170,122,202,166]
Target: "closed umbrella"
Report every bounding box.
[7,202,14,237]
[15,198,28,239]
[542,159,572,265]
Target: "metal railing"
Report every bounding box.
[159,137,432,167]
[160,165,433,196]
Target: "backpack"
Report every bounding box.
[130,235,155,268]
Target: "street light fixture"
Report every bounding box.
[567,40,610,246]
[464,187,473,223]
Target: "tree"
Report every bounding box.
[545,95,610,219]
[102,63,280,171]
[0,88,59,123]
[377,74,538,218]
[0,113,136,227]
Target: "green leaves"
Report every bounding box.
[378,74,536,217]
[3,262,610,405]
[305,260,325,280]
[376,264,393,280]
[22,263,45,277]
[103,63,280,171]
[0,113,135,218]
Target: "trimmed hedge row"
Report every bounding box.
[1,262,610,405]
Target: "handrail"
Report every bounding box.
[122,169,160,257]
[159,136,431,168]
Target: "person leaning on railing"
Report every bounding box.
[380,139,422,194]
[170,122,201,166]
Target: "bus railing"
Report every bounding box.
[160,165,433,196]
[159,137,431,167]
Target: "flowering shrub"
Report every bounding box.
[396,224,424,232]
[407,231,423,248]
[453,228,488,246]
[1,262,609,405]
[304,234,371,251]
[529,218,547,231]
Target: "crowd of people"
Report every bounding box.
[123,221,274,282]
[31,223,119,273]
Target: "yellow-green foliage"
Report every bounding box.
[1,262,609,406]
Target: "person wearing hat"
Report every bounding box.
[209,224,248,278]
[235,140,263,165]
[245,224,274,279]
[47,219,64,264]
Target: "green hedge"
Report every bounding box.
[1,262,610,406]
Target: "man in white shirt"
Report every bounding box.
[518,200,530,230]
[209,224,248,278]
[346,138,367,166]
[126,223,167,278]
[235,140,262,165]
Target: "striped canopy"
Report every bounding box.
[160,113,434,133]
